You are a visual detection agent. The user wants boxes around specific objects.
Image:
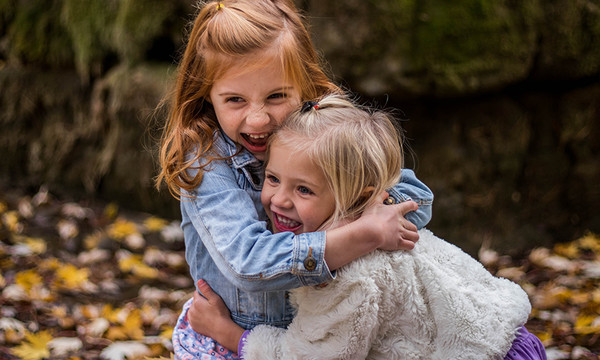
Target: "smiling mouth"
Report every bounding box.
[242,133,271,147]
[272,212,302,233]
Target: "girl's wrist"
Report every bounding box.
[325,219,380,270]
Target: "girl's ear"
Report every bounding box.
[360,186,375,199]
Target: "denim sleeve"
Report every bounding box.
[181,158,334,292]
[386,169,434,229]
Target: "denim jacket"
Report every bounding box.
[181,130,434,329]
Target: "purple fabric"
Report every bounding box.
[237,330,250,359]
[504,326,547,360]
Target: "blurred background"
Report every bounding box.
[0,0,598,254]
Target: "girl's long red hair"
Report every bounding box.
[156,0,340,198]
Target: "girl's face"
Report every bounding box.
[261,139,336,235]
[209,58,301,160]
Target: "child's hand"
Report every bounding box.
[362,192,419,251]
[188,280,236,340]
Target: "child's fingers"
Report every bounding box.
[397,200,419,215]
[375,191,390,203]
[401,225,419,243]
[398,239,416,250]
[197,279,218,304]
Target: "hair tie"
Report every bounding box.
[216,2,224,10]
[301,101,319,113]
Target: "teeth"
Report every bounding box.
[276,214,300,228]
[247,133,270,139]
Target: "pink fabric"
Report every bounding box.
[173,298,240,360]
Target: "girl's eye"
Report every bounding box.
[297,186,313,195]
[266,175,280,184]
[226,96,244,103]
[268,92,287,100]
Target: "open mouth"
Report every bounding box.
[272,212,302,233]
[241,133,271,153]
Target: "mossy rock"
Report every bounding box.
[306,0,600,97]
[0,0,74,67]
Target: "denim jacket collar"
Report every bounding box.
[214,130,264,190]
[216,130,262,169]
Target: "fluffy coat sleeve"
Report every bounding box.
[242,229,532,360]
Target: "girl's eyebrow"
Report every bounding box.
[215,86,294,97]
[270,86,295,93]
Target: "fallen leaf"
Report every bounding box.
[2,210,23,233]
[57,219,79,240]
[61,202,91,219]
[55,263,91,289]
[160,221,183,243]
[108,219,138,240]
[84,318,110,337]
[125,233,146,250]
[104,203,119,220]
[48,336,83,356]
[144,217,169,232]
[100,341,151,360]
[15,269,43,294]
[118,253,158,279]
[11,330,52,360]
[574,314,600,335]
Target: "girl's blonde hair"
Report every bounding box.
[270,94,404,228]
[156,0,339,198]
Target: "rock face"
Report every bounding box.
[0,0,599,253]
[306,0,600,97]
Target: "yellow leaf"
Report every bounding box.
[2,210,22,232]
[104,202,119,220]
[533,329,552,343]
[102,304,121,323]
[574,314,600,335]
[11,330,52,360]
[144,356,175,360]
[105,326,129,341]
[553,242,579,259]
[159,327,173,340]
[55,264,90,289]
[108,219,138,240]
[83,231,102,250]
[578,232,600,253]
[144,217,168,232]
[118,254,158,279]
[123,309,144,340]
[23,237,47,255]
[5,328,25,343]
[39,257,62,271]
[0,201,7,214]
[133,263,159,279]
[15,269,42,293]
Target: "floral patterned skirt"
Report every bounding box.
[172,298,240,360]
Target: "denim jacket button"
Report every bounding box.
[383,196,396,205]
[304,256,317,271]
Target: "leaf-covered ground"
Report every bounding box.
[0,186,598,360]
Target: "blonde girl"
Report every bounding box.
[189,94,546,360]
[156,1,433,358]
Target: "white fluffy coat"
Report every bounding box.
[243,229,531,360]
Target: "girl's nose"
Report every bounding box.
[246,104,270,128]
[271,189,292,209]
